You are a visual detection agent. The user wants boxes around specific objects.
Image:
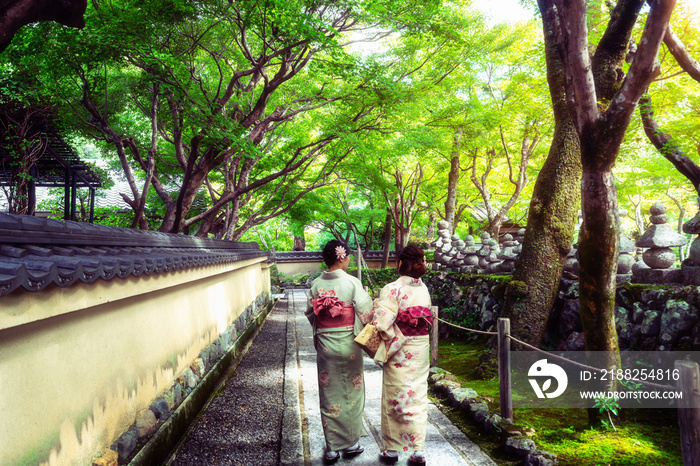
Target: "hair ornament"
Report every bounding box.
[335,246,347,260]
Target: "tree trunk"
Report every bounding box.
[426,211,436,242]
[445,126,463,232]
[499,0,582,346]
[382,209,392,268]
[0,0,87,52]
[487,220,502,241]
[578,166,619,352]
[293,235,306,251]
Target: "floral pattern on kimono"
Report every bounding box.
[372,276,431,363]
[373,275,432,452]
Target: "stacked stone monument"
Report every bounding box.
[449,234,464,269]
[484,238,503,273]
[632,202,686,284]
[430,223,528,275]
[432,221,452,270]
[617,234,636,283]
[460,235,480,273]
[497,234,519,273]
[476,232,492,273]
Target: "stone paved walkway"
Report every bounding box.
[170,289,496,466]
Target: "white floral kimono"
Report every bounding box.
[306,269,373,450]
[373,275,432,453]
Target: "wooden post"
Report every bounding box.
[430,306,439,367]
[356,244,362,282]
[676,360,700,466]
[498,318,513,421]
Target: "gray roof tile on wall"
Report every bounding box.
[273,250,395,262]
[0,213,268,297]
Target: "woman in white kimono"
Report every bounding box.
[373,245,432,465]
[306,240,373,463]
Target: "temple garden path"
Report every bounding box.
[168,289,496,466]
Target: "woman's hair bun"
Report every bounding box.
[398,244,427,278]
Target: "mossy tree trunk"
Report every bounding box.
[549,0,675,356]
[498,0,582,346]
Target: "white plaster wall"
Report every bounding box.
[0,257,270,466]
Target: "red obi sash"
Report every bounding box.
[312,292,355,328]
[396,306,433,336]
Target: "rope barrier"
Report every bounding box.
[435,316,498,336]
[436,315,676,392]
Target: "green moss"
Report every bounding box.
[506,280,529,299]
[617,282,672,303]
[437,339,683,466]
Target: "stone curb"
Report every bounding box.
[91,294,277,466]
[280,291,304,466]
[428,367,558,466]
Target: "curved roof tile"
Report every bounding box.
[0,213,268,296]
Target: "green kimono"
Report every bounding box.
[306,269,373,450]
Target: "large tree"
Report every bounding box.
[3,0,438,238]
[499,0,678,350]
[495,2,583,347]
[551,0,676,354]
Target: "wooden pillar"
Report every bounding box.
[89,187,95,224]
[676,360,700,466]
[498,318,513,421]
[430,306,439,367]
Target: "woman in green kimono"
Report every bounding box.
[306,240,373,463]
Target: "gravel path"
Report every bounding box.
[169,299,289,466]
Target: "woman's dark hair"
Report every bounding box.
[322,240,350,267]
[398,244,427,278]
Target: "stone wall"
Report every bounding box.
[423,271,700,352]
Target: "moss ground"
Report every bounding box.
[435,338,683,466]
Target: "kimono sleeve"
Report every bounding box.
[373,283,400,340]
[352,281,374,325]
[305,288,316,326]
